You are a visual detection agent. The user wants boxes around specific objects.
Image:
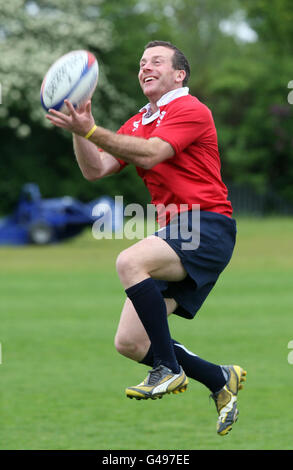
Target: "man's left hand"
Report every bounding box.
[46,99,95,137]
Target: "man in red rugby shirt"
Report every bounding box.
[47,41,246,436]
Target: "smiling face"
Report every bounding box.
[138,46,186,109]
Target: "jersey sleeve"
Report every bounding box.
[150,101,214,154]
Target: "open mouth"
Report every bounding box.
[144,77,157,83]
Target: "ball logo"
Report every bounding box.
[287,81,293,105]
[41,50,99,113]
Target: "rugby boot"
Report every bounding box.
[210,365,247,436]
[126,364,188,400]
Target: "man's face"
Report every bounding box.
[138,46,185,103]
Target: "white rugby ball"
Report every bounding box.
[40,50,99,113]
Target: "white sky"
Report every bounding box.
[219,10,258,43]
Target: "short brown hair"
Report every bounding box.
[144,40,190,86]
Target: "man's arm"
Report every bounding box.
[73,134,121,181]
[86,126,174,170]
[46,100,175,170]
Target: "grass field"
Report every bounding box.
[1,217,293,450]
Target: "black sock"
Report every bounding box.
[140,339,226,393]
[125,278,180,373]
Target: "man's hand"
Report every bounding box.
[46,99,95,137]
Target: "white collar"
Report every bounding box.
[140,87,189,125]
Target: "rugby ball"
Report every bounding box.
[40,50,99,113]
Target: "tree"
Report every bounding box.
[0,0,133,130]
[243,0,293,56]
[209,0,293,203]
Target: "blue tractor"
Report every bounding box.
[0,183,122,245]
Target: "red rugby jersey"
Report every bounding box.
[116,89,232,226]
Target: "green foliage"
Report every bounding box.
[243,0,293,55]
[98,0,173,113]
[206,12,293,202]
[164,0,293,203]
[1,0,120,126]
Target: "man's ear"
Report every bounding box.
[175,69,186,84]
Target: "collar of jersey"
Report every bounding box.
[139,87,189,125]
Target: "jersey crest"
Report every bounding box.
[132,120,141,132]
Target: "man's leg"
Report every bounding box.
[115,297,228,394]
[116,236,188,398]
[116,235,186,373]
[114,297,176,361]
[115,296,246,434]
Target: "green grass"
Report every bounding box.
[1,217,293,450]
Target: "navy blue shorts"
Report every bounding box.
[153,210,236,319]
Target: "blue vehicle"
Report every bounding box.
[0,183,122,245]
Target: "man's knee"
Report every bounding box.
[114,333,134,357]
[114,332,148,361]
[116,249,142,285]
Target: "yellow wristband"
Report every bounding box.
[84,124,97,140]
